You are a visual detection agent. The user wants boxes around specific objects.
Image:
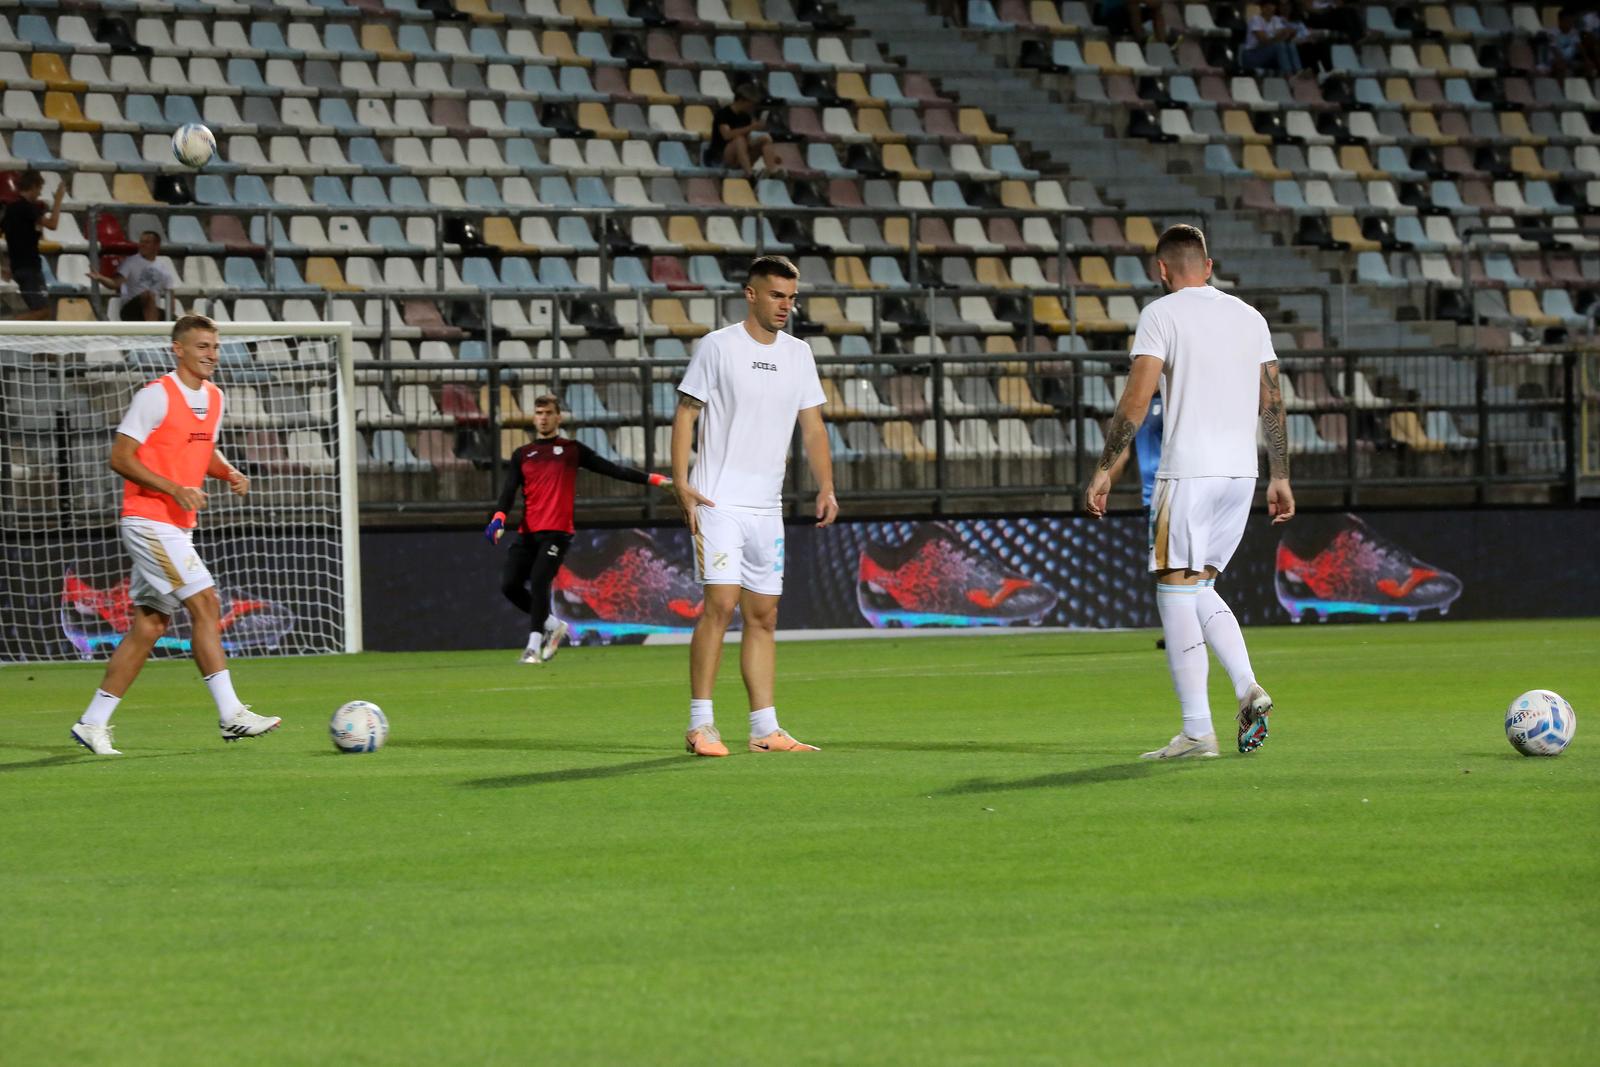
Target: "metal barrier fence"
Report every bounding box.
[345,345,1586,520]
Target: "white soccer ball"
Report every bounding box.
[171,123,216,169]
[1505,689,1576,757]
[330,700,389,754]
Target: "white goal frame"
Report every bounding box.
[0,320,362,657]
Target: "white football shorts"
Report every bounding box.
[1147,476,1255,574]
[120,516,215,615]
[693,506,785,596]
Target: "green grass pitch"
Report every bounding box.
[3,619,1597,1066]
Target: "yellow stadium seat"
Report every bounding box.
[1498,111,1540,144]
[998,180,1037,210]
[44,92,99,133]
[305,257,362,291]
[1384,77,1420,109]
[1031,295,1073,334]
[577,102,625,140]
[1510,146,1557,180]
[112,174,157,205]
[1124,216,1159,252]
[454,0,506,21]
[835,72,882,108]
[1337,146,1384,180]
[1081,40,1128,73]
[998,377,1054,415]
[720,178,758,208]
[667,216,721,253]
[1422,5,1466,40]
[1222,109,1269,144]
[820,378,856,418]
[882,421,935,460]
[650,299,709,338]
[958,108,1006,145]
[1077,256,1126,288]
[804,296,867,334]
[359,24,410,60]
[1416,43,1460,76]
[1242,144,1290,179]
[1028,0,1075,34]
[881,143,932,180]
[834,256,882,290]
[1408,111,1454,145]
[1073,296,1126,332]
[1507,289,1559,327]
[57,298,95,321]
[483,217,538,254]
[728,0,778,30]
[1330,216,1381,252]
[854,107,901,143]
[541,31,584,66]
[880,217,913,252]
[628,68,677,104]
[682,105,713,138]
[974,258,1019,288]
[557,0,605,27]
[1389,410,1444,451]
[30,53,87,91]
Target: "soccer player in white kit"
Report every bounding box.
[671,255,838,757]
[69,314,282,755]
[1085,226,1295,759]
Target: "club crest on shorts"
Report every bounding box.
[713,551,729,571]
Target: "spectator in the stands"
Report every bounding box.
[90,231,179,321]
[1287,1,1331,73]
[1096,0,1167,43]
[1241,1,1304,73]
[1544,6,1600,77]
[1,169,65,321]
[1303,0,1362,42]
[706,83,784,177]
[0,253,31,318]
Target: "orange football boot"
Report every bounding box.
[748,729,819,753]
[685,724,729,757]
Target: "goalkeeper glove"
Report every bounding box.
[485,511,506,544]
[648,473,673,487]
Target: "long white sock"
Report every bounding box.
[204,670,242,719]
[688,698,714,731]
[749,706,779,737]
[1197,579,1256,702]
[82,689,120,727]
[1156,583,1212,739]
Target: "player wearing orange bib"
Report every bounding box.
[70,314,281,755]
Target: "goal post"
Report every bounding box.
[0,321,361,663]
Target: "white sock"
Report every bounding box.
[526,631,542,650]
[688,698,714,731]
[1156,583,1212,739]
[204,670,242,719]
[82,689,120,727]
[749,705,779,737]
[1196,579,1256,702]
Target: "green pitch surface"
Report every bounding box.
[4,620,1598,1066]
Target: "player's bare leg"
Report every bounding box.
[72,605,169,754]
[685,584,739,756]
[741,588,816,752]
[186,587,280,741]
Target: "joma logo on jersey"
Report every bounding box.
[751,361,778,372]
[187,431,213,443]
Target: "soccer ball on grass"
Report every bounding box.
[1505,690,1575,757]
[330,700,389,754]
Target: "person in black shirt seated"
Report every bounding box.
[705,83,783,177]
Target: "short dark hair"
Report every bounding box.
[17,169,44,194]
[139,230,161,242]
[173,313,218,343]
[1155,224,1209,265]
[746,255,799,287]
[532,393,561,412]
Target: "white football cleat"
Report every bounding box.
[219,706,281,742]
[540,620,569,662]
[1237,683,1273,753]
[1140,733,1219,760]
[519,644,543,664]
[71,721,122,756]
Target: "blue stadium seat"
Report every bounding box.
[224,257,268,290]
[273,260,320,291]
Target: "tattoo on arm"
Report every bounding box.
[1260,361,1290,480]
[1097,413,1136,472]
[677,395,704,411]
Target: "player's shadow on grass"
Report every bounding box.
[848,740,1083,756]
[463,755,688,789]
[938,760,1199,795]
[402,737,660,756]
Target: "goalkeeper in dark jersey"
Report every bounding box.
[485,393,672,663]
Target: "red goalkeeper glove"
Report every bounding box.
[648,473,672,487]
[485,511,506,544]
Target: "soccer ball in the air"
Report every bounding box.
[1505,690,1576,757]
[171,123,216,169]
[330,700,389,754]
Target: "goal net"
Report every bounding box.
[0,322,360,663]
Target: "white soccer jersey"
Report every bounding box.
[1129,285,1277,479]
[115,373,220,442]
[677,322,826,513]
